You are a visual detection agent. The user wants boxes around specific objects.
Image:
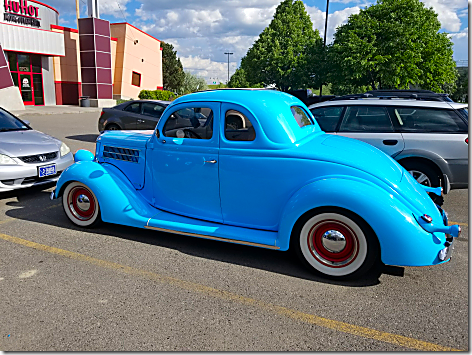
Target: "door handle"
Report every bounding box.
[383,140,398,146]
[137,119,145,123]
[204,159,217,164]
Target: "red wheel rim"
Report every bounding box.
[68,187,95,221]
[307,220,359,268]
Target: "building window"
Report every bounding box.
[132,71,141,87]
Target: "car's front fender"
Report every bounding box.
[277,176,446,267]
[54,161,156,228]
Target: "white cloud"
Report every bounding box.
[449,27,468,60]
[420,0,467,32]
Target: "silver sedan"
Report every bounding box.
[0,107,73,192]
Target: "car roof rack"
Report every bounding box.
[330,90,453,102]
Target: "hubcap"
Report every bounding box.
[68,186,95,221]
[76,194,90,211]
[408,170,431,186]
[321,230,346,253]
[307,220,359,268]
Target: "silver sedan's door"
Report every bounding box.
[337,105,405,157]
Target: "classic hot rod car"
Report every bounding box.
[52,89,460,279]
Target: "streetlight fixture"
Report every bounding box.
[224,52,233,84]
[320,0,329,97]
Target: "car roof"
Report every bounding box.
[167,89,322,144]
[308,99,467,110]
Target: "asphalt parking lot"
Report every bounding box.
[0,112,468,351]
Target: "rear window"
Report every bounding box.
[457,108,468,122]
[394,107,467,133]
[291,106,313,128]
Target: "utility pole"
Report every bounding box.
[75,0,80,28]
[320,0,329,97]
[224,52,233,84]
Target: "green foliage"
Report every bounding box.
[240,0,323,91]
[161,42,185,92]
[449,67,468,103]
[177,72,208,95]
[228,68,263,88]
[138,89,176,101]
[208,83,227,89]
[116,98,133,105]
[327,0,457,92]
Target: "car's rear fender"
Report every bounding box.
[55,161,157,228]
[277,176,447,267]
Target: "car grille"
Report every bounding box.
[102,146,140,163]
[18,151,58,164]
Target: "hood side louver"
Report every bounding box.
[102,146,140,163]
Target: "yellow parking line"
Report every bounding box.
[0,232,462,351]
[449,221,468,227]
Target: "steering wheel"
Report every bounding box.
[183,129,202,139]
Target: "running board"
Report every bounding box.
[145,225,280,250]
[144,209,279,250]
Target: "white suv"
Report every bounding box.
[308,98,468,192]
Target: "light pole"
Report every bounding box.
[320,0,329,97]
[224,52,233,84]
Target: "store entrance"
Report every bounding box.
[7,52,44,106]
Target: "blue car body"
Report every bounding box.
[54,90,459,270]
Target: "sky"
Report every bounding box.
[51,0,469,84]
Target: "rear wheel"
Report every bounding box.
[401,161,440,187]
[292,210,379,279]
[62,182,101,227]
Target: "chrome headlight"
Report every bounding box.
[0,154,17,165]
[60,142,70,157]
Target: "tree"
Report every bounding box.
[177,72,208,95]
[240,0,323,92]
[327,0,457,93]
[227,68,263,88]
[161,42,185,92]
[449,67,468,102]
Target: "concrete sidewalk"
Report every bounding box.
[11,105,102,117]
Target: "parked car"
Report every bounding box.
[0,107,73,192]
[98,100,170,131]
[334,89,454,102]
[52,89,460,280]
[309,97,468,192]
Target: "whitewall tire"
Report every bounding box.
[293,211,379,279]
[62,182,101,227]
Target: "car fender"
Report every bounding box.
[277,176,446,266]
[395,149,451,178]
[55,161,156,228]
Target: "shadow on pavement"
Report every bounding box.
[66,134,99,143]
[3,189,405,287]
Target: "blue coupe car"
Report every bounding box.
[52,89,460,279]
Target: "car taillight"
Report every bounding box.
[100,111,105,117]
[466,137,468,144]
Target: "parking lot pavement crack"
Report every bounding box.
[0,231,463,352]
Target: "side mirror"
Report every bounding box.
[23,120,30,126]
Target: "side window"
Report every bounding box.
[124,102,141,114]
[310,106,344,132]
[394,107,467,133]
[291,106,313,128]
[142,103,165,118]
[224,110,255,141]
[163,107,213,139]
[340,106,394,132]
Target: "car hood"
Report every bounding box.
[96,130,154,149]
[0,130,61,157]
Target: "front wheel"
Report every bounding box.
[62,182,101,227]
[292,210,379,279]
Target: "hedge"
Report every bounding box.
[138,89,176,101]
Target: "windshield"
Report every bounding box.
[0,108,30,132]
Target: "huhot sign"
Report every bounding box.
[4,0,40,27]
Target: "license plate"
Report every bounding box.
[38,164,56,177]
